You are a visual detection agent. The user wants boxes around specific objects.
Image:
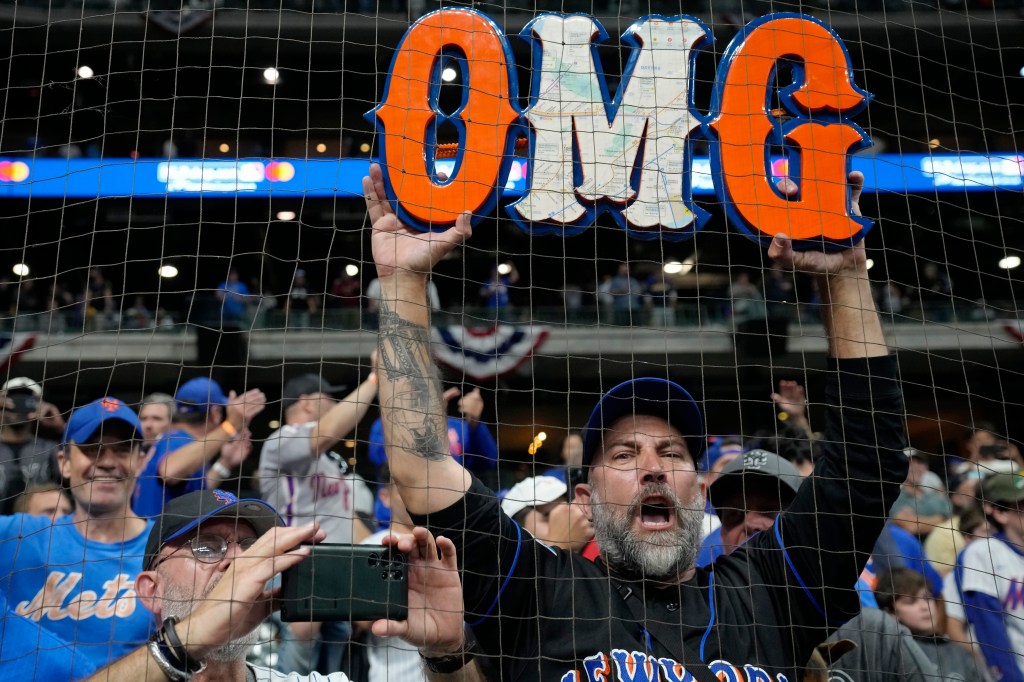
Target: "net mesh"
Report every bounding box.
[0,0,1022,679]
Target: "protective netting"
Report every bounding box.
[0,1,1022,680]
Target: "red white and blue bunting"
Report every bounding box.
[431,325,549,381]
[0,333,36,372]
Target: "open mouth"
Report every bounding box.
[638,497,674,530]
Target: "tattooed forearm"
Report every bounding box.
[377,297,449,462]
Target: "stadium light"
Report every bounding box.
[12,263,29,277]
[263,67,280,84]
[316,143,327,153]
[276,210,297,221]
[359,142,371,153]
[497,262,513,275]
[1020,66,1024,77]
[218,143,230,153]
[441,66,458,82]
[158,265,179,278]
[664,253,697,275]
[345,264,359,277]
[76,65,94,79]
[999,255,1021,270]
[865,258,875,270]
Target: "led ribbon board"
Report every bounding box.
[370,9,872,249]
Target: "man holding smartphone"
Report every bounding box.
[81,489,473,682]
[364,164,908,681]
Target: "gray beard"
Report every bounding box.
[158,572,259,663]
[591,482,705,582]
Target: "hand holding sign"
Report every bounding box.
[768,171,869,277]
[363,163,472,280]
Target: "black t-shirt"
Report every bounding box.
[0,437,61,515]
[414,355,907,682]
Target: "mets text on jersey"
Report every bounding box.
[370,9,871,250]
[14,572,137,621]
[562,650,792,682]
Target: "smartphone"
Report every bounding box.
[279,544,408,622]
[980,443,1010,459]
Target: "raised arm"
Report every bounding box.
[158,389,266,481]
[364,164,472,514]
[767,171,887,359]
[751,171,907,658]
[309,375,379,456]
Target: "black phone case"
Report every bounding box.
[279,544,409,622]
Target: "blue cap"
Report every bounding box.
[581,378,705,468]
[63,396,144,445]
[144,490,283,569]
[175,377,229,414]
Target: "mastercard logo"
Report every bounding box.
[0,161,30,183]
[771,158,789,180]
[265,161,295,182]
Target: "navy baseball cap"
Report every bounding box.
[63,396,144,446]
[581,378,705,468]
[144,489,284,569]
[175,377,229,414]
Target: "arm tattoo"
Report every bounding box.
[377,298,449,462]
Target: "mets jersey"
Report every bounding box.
[958,534,1024,677]
[259,421,360,543]
[0,513,154,671]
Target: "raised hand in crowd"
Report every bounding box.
[225,388,267,427]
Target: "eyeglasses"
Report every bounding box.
[154,534,258,567]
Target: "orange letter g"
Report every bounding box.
[709,14,872,249]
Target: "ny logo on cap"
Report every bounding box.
[744,450,769,468]
[213,490,237,505]
[100,397,121,412]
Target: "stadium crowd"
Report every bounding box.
[0,174,1022,682]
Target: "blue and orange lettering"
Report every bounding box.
[708,14,872,250]
[658,657,697,682]
[370,8,521,230]
[610,649,657,682]
[583,651,614,682]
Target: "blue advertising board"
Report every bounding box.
[0,153,1019,199]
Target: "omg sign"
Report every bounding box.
[369,10,872,248]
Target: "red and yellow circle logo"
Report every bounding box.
[0,161,30,183]
[265,161,295,182]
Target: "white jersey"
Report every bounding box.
[363,529,427,682]
[958,535,1024,676]
[258,422,359,544]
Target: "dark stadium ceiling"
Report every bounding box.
[0,4,1021,157]
[0,4,1021,308]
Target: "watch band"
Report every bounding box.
[421,651,474,674]
[212,460,232,478]
[148,636,191,681]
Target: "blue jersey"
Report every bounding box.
[0,587,98,680]
[134,429,206,516]
[0,514,154,671]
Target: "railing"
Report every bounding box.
[0,300,1012,335]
